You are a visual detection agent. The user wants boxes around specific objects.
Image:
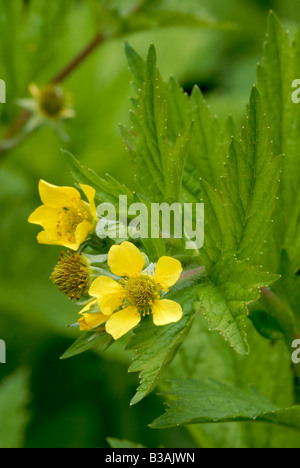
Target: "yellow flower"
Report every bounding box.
[80,242,183,340]
[29,83,75,120]
[78,300,108,331]
[29,180,98,251]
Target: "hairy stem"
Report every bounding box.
[258,287,300,403]
[259,287,296,346]
[180,267,206,281]
[51,33,105,84]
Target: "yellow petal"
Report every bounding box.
[105,306,141,340]
[152,299,183,326]
[89,276,125,316]
[154,257,183,292]
[36,230,78,250]
[79,299,98,314]
[80,184,98,222]
[28,205,59,234]
[108,241,145,277]
[60,108,76,120]
[79,313,107,331]
[29,83,41,99]
[39,180,80,208]
[75,221,94,248]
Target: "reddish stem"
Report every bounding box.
[51,33,104,84]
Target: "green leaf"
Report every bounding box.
[249,282,296,344]
[272,250,300,330]
[192,87,282,352]
[249,305,286,341]
[127,288,198,405]
[0,370,30,449]
[151,378,300,431]
[121,45,193,202]
[184,85,228,191]
[257,12,300,233]
[62,149,134,207]
[123,61,281,356]
[120,0,235,34]
[195,257,279,355]
[60,330,113,360]
[166,315,299,447]
[124,43,231,201]
[124,41,146,89]
[194,87,282,352]
[0,0,74,94]
[256,12,300,328]
[107,437,145,448]
[89,0,234,38]
[200,87,283,270]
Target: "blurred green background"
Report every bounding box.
[1,0,300,448]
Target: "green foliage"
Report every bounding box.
[60,330,114,360]
[0,370,30,449]
[195,258,279,354]
[62,150,134,206]
[188,86,281,352]
[163,315,299,448]
[123,42,231,202]
[88,0,234,37]
[199,87,282,269]
[121,44,281,355]
[3,0,300,449]
[151,379,300,431]
[61,36,286,408]
[256,12,300,330]
[127,288,198,405]
[121,44,194,202]
[107,437,145,448]
[0,0,74,100]
[249,284,296,344]
[257,12,300,238]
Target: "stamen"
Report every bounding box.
[124,276,161,313]
[50,251,90,300]
[56,200,92,243]
[38,84,67,117]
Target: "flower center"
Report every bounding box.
[57,201,91,243]
[50,251,90,300]
[39,85,66,117]
[124,276,161,311]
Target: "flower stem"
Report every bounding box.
[51,33,105,84]
[259,287,296,346]
[180,267,206,281]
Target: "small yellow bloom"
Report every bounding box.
[80,242,183,340]
[78,300,108,331]
[29,83,75,120]
[29,180,98,251]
